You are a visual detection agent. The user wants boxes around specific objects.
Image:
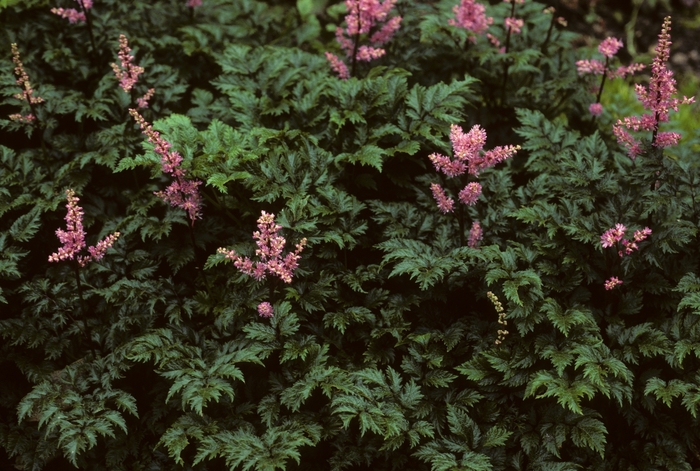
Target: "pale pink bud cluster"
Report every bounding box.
[48,189,120,267]
[458,182,482,206]
[326,0,402,78]
[598,37,623,58]
[10,43,44,122]
[51,0,92,24]
[111,35,145,93]
[137,88,155,108]
[486,33,499,47]
[430,183,454,214]
[448,0,493,43]
[604,277,623,290]
[130,110,202,225]
[576,59,606,76]
[8,113,36,123]
[257,302,274,318]
[325,52,350,80]
[600,224,651,289]
[600,223,626,248]
[429,124,519,214]
[218,212,307,284]
[613,17,695,159]
[504,17,523,34]
[589,103,603,116]
[618,227,652,257]
[187,0,202,7]
[468,221,482,249]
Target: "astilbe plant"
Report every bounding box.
[429,124,519,247]
[217,211,307,317]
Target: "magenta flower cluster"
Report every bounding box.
[111,35,144,93]
[51,0,93,24]
[600,224,651,290]
[129,110,203,226]
[429,124,519,248]
[48,189,120,267]
[325,0,402,79]
[504,17,523,35]
[218,211,307,284]
[449,0,493,43]
[9,43,44,123]
[218,212,307,318]
[613,17,695,159]
[429,123,520,213]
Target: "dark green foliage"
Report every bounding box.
[2,0,700,470]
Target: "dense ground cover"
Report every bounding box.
[1,0,699,469]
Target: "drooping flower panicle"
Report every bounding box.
[612,17,695,159]
[487,291,508,344]
[49,189,120,267]
[129,110,202,225]
[111,35,145,93]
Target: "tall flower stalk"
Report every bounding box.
[429,123,520,246]
[49,189,120,352]
[612,17,695,160]
[9,43,44,127]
